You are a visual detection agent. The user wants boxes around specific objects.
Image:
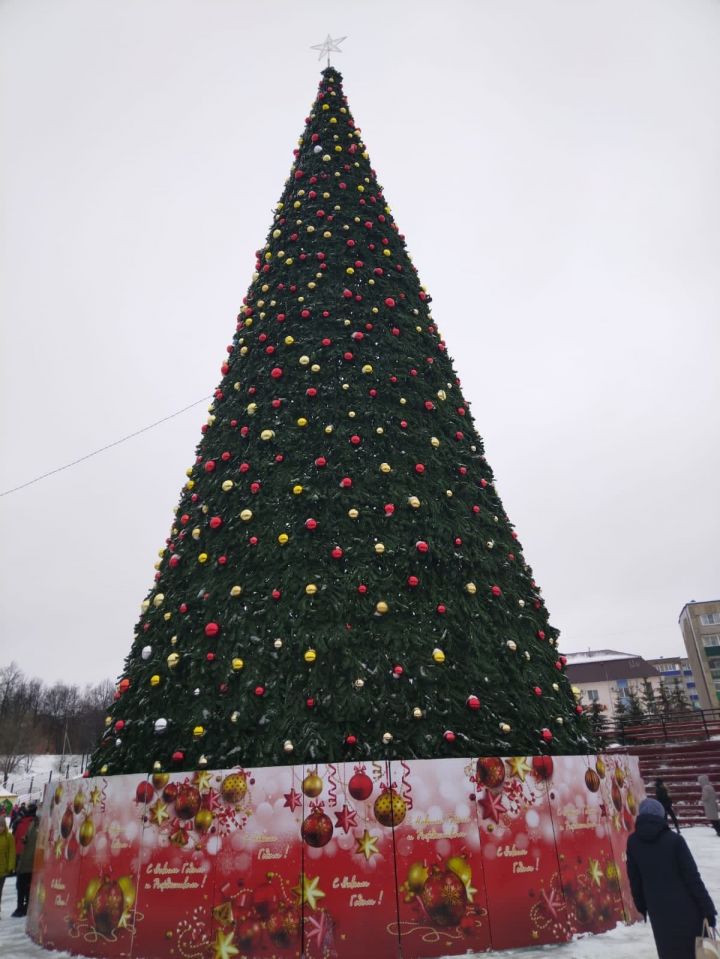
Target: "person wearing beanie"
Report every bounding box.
[627,797,716,958]
[654,778,680,833]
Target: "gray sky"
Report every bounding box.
[2,0,719,687]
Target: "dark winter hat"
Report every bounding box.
[638,798,665,818]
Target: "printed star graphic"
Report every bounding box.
[212,928,239,959]
[588,859,603,887]
[294,874,326,911]
[89,786,102,807]
[541,886,562,920]
[310,34,347,65]
[355,828,380,861]
[54,837,64,859]
[149,800,170,826]
[193,770,213,792]
[506,756,532,782]
[283,788,302,812]
[334,804,358,834]
[479,789,506,824]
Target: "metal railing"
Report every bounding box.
[599,707,720,746]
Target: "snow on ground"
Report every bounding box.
[0,824,718,959]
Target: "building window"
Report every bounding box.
[699,613,720,626]
[616,679,628,688]
[687,682,696,688]
[702,634,720,647]
[586,689,600,702]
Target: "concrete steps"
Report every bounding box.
[619,740,720,826]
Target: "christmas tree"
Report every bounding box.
[90,67,591,777]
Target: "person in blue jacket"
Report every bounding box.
[627,797,716,959]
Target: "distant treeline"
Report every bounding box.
[0,663,113,784]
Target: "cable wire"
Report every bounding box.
[0,396,212,498]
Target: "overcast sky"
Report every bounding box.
[1,0,719,687]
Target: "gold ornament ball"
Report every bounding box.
[465,582,477,594]
[348,508,359,519]
[305,583,318,596]
[296,417,308,427]
[412,707,423,719]
[431,437,440,448]
[150,674,160,687]
[193,725,205,738]
[571,685,582,700]
[382,732,393,744]
[407,862,428,893]
[153,593,164,607]
[231,658,244,671]
[447,855,472,885]
[221,480,233,492]
[198,552,208,564]
[408,496,420,509]
[273,638,283,649]
[499,722,511,733]
[299,355,310,366]
[230,585,242,597]
[304,649,317,664]
[302,771,323,797]
[194,809,213,833]
[192,527,201,540]
[375,542,385,554]
[293,484,303,495]
[79,817,95,848]
[199,754,208,767]
[375,601,389,615]
[362,364,373,374]
[230,711,240,723]
[506,640,517,652]
[240,510,255,524]
[432,648,446,664]
[283,740,294,753]
[379,462,391,473]
[167,653,180,668]
[277,533,289,545]
[260,429,275,441]
[354,678,365,689]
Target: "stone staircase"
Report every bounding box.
[617,739,720,827]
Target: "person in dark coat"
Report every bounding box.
[627,797,716,959]
[654,778,680,833]
[12,807,38,918]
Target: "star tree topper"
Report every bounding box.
[310,34,347,67]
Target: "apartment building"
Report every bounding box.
[678,599,720,710]
[645,655,700,709]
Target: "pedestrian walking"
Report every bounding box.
[698,775,720,837]
[0,818,17,918]
[626,797,716,959]
[12,804,37,918]
[654,778,680,833]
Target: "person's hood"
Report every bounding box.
[698,775,710,785]
[634,813,670,842]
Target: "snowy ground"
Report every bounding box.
[1,824,718,958]
[3,757,83,806]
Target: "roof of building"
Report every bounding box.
[562,649,637,665]
[678,599,720,621]
[565,654,659,684]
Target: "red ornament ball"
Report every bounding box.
[443,730,456,743]
[204,622,220,638]
[541,728,553,743]
[135,781,154,805]
[407,575,419,588]
[345,734,358,747]
[209,516,222,529]
[305,518,318,530]
[532,756,554,781]
[254,686,265,697]
[476,757,505,789]
[331,546,344,559]
[420,869,468,926]
[491,585,502,597]
[348,767,373,800]
[416,540,429,554]
[270,367,283,379]
[174,784,201,819]
[533,686,543,697]
[466,695,481,711]
[301,808,334,848]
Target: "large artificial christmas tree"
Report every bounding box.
[90,66,591,779]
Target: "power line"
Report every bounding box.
[0,396,212,498]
